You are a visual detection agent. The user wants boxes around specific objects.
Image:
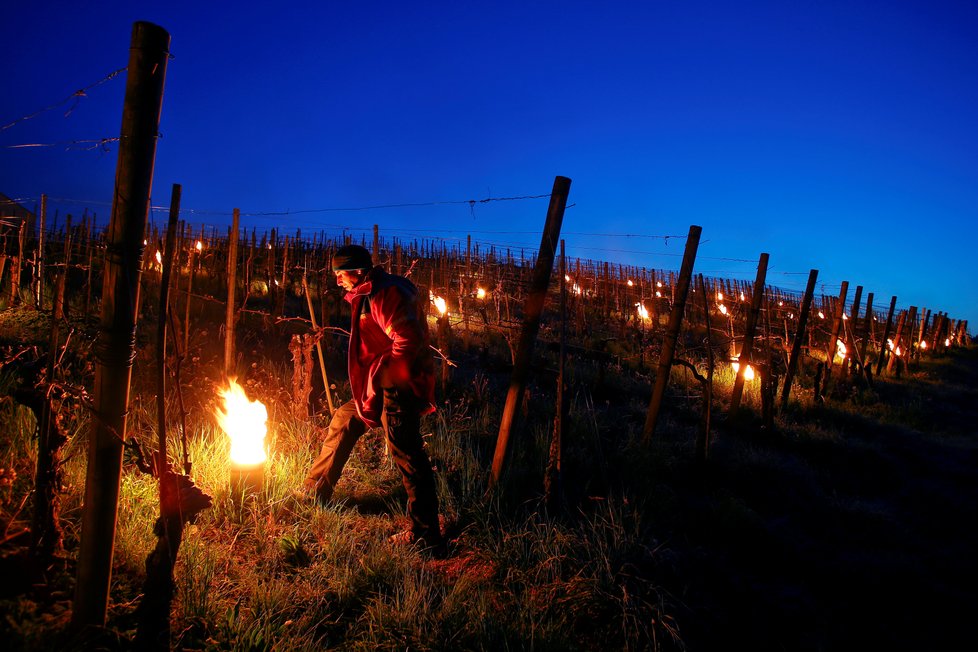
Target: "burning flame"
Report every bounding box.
[842,313,848,321]
[717,292,724,301]
[920,340,928,350]
[732,361,755,381]
[565,274,572,282]
[657,281,663,288]
[215,379,267,466]
[655,290,662,298]
[945,338,951,347]
[572,283,582,296]
[818,311,825,319]
[739,292,745,302]
[627,279,634,287]
[887,338,894,351]
[835,339,847,361]
[430,292,448,316]
[196,240,203,251]
[778,301,784,307]
[636,303,650,320]
[155,250,162,265]
[718,303,728,315]
[476,287,486,300]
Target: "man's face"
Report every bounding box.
[334,268,364,291]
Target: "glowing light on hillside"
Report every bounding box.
[731,361,755,382]
[215,379,268,467]
[636,303,650,320]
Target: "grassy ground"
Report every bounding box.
[1,301,976,651]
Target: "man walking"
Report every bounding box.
[299,244,444,556]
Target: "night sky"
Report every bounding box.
[2,1,975,330]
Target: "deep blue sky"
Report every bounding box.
[2,1,975,331]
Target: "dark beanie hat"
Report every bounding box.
[331,244,373,271]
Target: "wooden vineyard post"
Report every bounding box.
[302,270,335,416]
[373,224,380,266]
[857,292,874,382]
[694,274,714,463]
[729,252,769,416]
[35,194,46,308]
[491,175,571,487]
[824,281,849,377]
[779,269,818,413]
[224,208,240,378]
[545,240,567,509]
[9,216,25,304]
[32,215,71,566]
[874,296,898,377]
[73,21,170,629]
[642,224,702,443]
[839,285,862,380]
[887,307,915,376]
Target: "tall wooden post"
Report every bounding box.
[694,274,714,463]
[839,285,863,379]
[491,176,571,486]
[35,194,46,308]
[545,240,567,509]
[824,281,849,374]
[875,296,897,377]
[9,217,25,304]
[224,208,240,378]
[73,21,169,629]
[779,269,818,413]
[857,292,874,380]
[373,224,380,266]
[729,252,769,415]
[642,225,702,442]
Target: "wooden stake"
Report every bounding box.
[224,209,239,378]
[779,269,818,413]
[642,224,702,443]
[73,21,170,629]
[491,176,571,487]
[729,253,769,415]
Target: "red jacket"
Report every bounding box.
[345,266,436,427]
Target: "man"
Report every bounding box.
[299,244,445,556]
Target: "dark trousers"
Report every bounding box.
[304,392,441,541]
